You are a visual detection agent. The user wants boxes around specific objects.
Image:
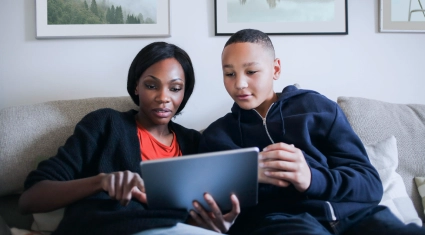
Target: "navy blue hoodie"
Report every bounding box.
[199,85,383,233]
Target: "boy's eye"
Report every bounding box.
[225,72,235,77]
[144,84,156,89]
[247,71,257,75]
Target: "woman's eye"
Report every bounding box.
[145,84,156,89]
[170,87,183,92]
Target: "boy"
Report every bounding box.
[196,29,425,234]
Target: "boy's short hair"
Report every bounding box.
[224,29,275,57]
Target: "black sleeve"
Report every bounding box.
[24,109,109,190]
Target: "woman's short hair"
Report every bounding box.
[127,42,195,116]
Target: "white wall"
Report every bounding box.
[1,0,425,131]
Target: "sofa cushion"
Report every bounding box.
[415,177,425,218]
[337,96,425,223]
[364,136,421,226]
[0,96,137,197]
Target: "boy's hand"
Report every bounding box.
[189,193,240,233]
[100,171,147,206]
[259,142,311,192]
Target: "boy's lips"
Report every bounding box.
[152,108,172,118]
[236,93,252,100]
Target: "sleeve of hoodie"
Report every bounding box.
[199,115,242,153]
[305,103,383,203]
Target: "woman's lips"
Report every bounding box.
[152,108,172,118]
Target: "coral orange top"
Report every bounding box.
[137,122,182,161]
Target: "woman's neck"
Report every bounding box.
[135,113,171,138]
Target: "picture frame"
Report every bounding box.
[35,0,170,38]
[380,0,425,33]
[214,0,348,35]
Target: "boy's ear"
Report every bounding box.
[273,58,281,81]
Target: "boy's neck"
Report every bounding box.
[254,92,278,118]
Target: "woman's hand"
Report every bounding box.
[258,142,311,192]
[189,193,240,233]
[100,170,147,206]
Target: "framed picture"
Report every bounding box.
[35,0,170,38]
[380,0,425,32]
[214,0,348,35]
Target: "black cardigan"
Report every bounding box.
[24,108,201,235]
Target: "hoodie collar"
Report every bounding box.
[230,85,316,147]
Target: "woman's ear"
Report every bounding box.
[273,58,281,81]
[135,81,139,95]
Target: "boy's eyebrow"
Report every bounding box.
[223,62,259,69]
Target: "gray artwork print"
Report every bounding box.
[391,0,425,21]
[227,0,335,23]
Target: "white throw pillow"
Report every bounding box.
[30,208,64,234]
[364,135,422,226]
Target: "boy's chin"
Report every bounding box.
[235,101,257,111]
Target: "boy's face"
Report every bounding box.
[221,42,280,115]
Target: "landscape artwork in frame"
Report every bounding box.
[214,0,348,35]
[380,0,425,32]
[36,0,170,38]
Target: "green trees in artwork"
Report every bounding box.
[115,6,124,24]
[90,0,98,16]
[47,0,147,25]
[126,14,141,24]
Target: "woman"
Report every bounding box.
[19,42,237,235]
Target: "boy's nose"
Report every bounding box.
[235,76,248,90]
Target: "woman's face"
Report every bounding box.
[135,58,185,127]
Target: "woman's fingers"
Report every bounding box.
[192,201,220,232]
[204,194,227,231]
[101,171,147,205]
[131,187,147,204]
[190,194,240,233]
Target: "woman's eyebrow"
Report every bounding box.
[169,78,184,83]
[143,75,160,81]
[143,75,183,84]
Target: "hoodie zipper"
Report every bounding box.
[253,103,275,144]
[326,201,337,221]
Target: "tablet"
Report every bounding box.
[140,147,259,212]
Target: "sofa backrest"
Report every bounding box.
[0,96,138,197]
[338,96,425,223]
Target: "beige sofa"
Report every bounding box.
[0,95,424,233]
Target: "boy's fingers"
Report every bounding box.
[261,160,298,172]
[261,174,290,187]
[263,142,296,152]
